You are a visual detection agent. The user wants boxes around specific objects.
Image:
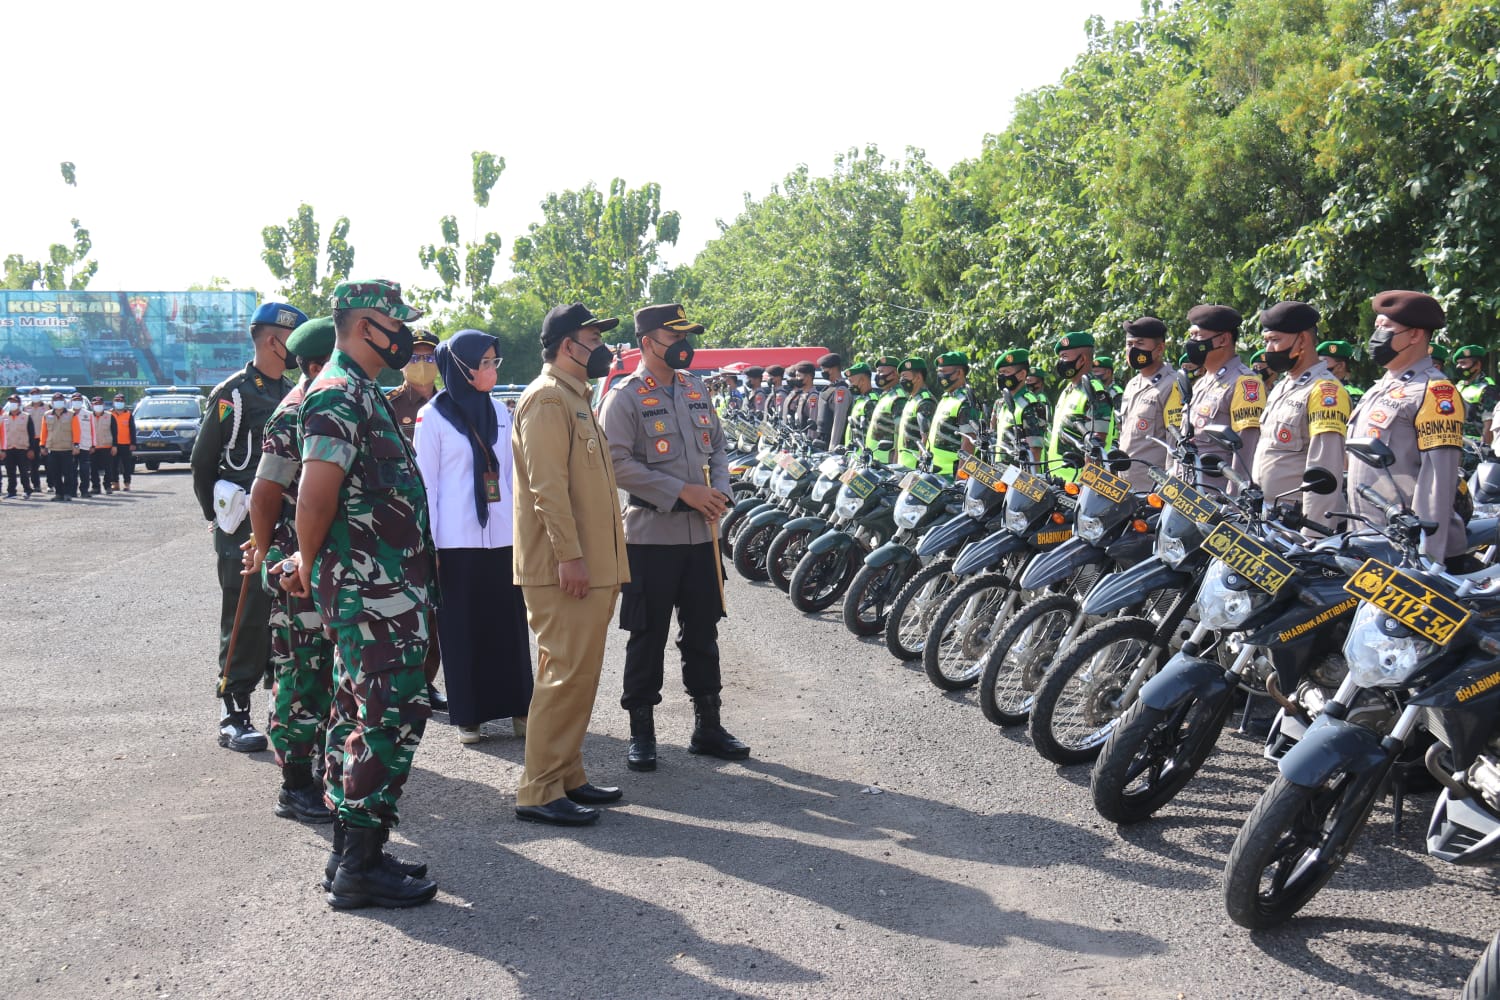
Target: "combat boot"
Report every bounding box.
[323,819,429,891]
[275,761,333,823]
[626,706,657,772]
[218,695,268,753]
[688,694,751,760]
[326,825,437,910]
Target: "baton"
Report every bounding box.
[217,537,256,697]
[704,464,728,616]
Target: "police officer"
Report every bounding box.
[842,362,876,450]
[991,348,1049,468]
[599,303,750,774]
[789,361,820,430]
[1453,345,1499,446]
[1181,305,1262,492]
[765,365,789,420]
[928,351,984,476]
[1092,355,1123,410]
[1250,350,1278,394]
[743,366,767,415]
[895,357,936,470]
[1116,318,1183,495]
[245,315,337,824]
[1348,291,1465,565]
[1045,332,1116,481]
[1316,340,1364,406]
[191,300,305,752]
[287,279,437,908]
[778,363,808,427]
[1251,302,1348,533]
[864,355,907,464]
[814,353,852,449]
[385,329,441,445]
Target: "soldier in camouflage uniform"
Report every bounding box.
[1453,345,1500,446]
[190,301,305,752]
[895,358,937,470]
[990,348,1049,468]
[864,356,908,464]
[285,279,438,909]
[1045,333,1117,481]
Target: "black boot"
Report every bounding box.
[326,824,437,910]
[275,762,333,823]
[688,694,751,760]
[218,695,268,753]
[323,819,430,890]
[428,683,448,712]
[626,706,657,772]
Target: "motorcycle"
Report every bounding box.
[787,460,907,613]
[765,452,854,592]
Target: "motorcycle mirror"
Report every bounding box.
[1106,448,1132,474]
[1062,450,1084,468]
[1347,437,1395,469]
[1202,424,1242,452]
[876,440,894,453]
[1298,467,1338,496]
[1198,454,1226,478]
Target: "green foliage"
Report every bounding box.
[260,204,355,316]
[60,162,76,187]
[429,280,549,385]
[416,151,506,308]
[2,164,97,291]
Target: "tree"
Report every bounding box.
[416,151,507,309]
[2,161,98,291]
[260,204,355,316]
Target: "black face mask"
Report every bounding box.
[366,319,414,370]
[1054,357,1079,380]
[1127,347,1154,370]
[875,371,896,389]
[1368,328,1401,367]
[1262,348,1297,374]
[571,339,613,379]
[898,377,915,391]
[1183,336,1215,367]
[997,372,1020,392]
[653,337,693,370]
[936,372,958,391]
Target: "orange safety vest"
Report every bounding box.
[111,410,133,445]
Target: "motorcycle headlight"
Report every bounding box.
[1197,560,1270,630]
[835,486,862,519]
[772,475,796,498]
[1005,507,1030,534]
[963,494,988,519]
[1343,603,1437,688]
[1076,513,1105,544]
[753,467,772,488]
[895,494,925,529]
[818,456,844,478]
[1158,532,1189,568]
[811,479,836,502]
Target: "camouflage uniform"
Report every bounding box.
[300,348,436,830]
[257,379,334,768]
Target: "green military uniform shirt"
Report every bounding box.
[926,386,983,476]
[844,391,875,450]
[865,387,909,464]
[896,389,936,469]
[1459,374,1499,439]
[991,388,1049,468]
[1045,376,1116,482]
[191,362,290,521]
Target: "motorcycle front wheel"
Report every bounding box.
[884,558,959,660]
[732,520,776,582]
[1029,615,1159,765]
[842,560,906,636]
[766,525,815,594]
[922,573,1013,692]
[1090,691,1235,824]
[978,593,1076,727]
[790,547,860,613]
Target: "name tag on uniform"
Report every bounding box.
[484,471,500,502]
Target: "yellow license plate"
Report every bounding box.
[1201,523,1296,595]
[1149,469,1217,524]
[1011,471,1047,503]
[1079,463,1131,504]
[1343,558,1471,646]
[968,460,1005,492]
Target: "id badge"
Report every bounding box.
[483,471,500,503]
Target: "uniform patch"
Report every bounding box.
[1308,379,1351,437]
[1276,426,1293,443]
[701,430,712,449]
[1242,379,1260,403]
[696,413,711,426]
[836,389,846,403]
[1367,408,1393,427]
[1136,418,1149,431]
[641,397,660,406]
[1416,381,1464,450]
[686,390,703,401]
[654,438,671,455]
[653,420,666,433]
[217,399,233,421]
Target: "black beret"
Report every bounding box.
[744,366,765,377]
[767,365,785,376]
[1186,304,1242,333]
[1259,301,1320,333]
[1122,316,1167,340]
[1372,290,1445,331]
[794,361,817,375]
[817,353,843,369]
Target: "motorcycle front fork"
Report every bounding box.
[1118,622,1213,707]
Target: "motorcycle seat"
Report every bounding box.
[1465,516,1499,553]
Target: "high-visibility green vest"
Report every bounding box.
[1460,376,1497,437]
[865,388,907,463]
[897,389,935,469]
[927,387,979,476]
[992,387,1047,467]
[1045,377,1116,482]
[845,393,875,449]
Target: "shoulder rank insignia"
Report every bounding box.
[686,390,703,401]
[643,375,657,390]
[701,430,712,449]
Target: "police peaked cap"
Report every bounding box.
[1186,304,1241,333]
[251,302,307,330]
[1372,290,1445,331]
[817,353,843,369]
[1259,301,1320,333]
[635,302,703,336]
[1122,317,1167,340]
[411,329,441,348]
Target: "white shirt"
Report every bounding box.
[413,397,515,550]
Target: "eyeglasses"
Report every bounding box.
[407,355,437,365]
[476,357,504,372]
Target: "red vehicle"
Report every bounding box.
[595,345,831,405]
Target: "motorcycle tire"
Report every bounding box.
[1029,616,1159,766]
[1223,770,1377,930]
[1089,691,1235,824]
[766,525,815,594]
[842,560,906,637]
[790,547,859,613]
[721,503,757,555]
[922,573,1013,692]
[978,593,1077,727]
[1464,930,1500,1000]
[732,520,776,582]
[884,558,959,660]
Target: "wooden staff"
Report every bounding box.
[218,536,257,697]
[704,464,728,616]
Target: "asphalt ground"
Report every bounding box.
[1,470,1496,999]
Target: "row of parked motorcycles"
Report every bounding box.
[716,413,1500,998]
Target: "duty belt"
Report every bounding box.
[628,494,693,513]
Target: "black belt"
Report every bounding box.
[628,494,693,513]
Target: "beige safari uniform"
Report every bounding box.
[598,368,730,546]
[511,363,629,808]
[1348,355,1465,561]
[1117,364,1183,494]
[1252,360,1349,533]
[1183,356,1264,493]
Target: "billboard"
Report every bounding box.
[0,290,258,388]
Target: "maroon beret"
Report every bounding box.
[1259,301,1320,333]
[1122,316,1167,340]
[1372,290,1445,331]
[1186,304,1242,333]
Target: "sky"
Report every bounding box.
[0,0,1147,298]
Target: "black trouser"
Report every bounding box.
[215,519,272,698]
[112,445,133,486]
[618,541,726,711]
[46,451,77,498]
[4,449,31,495]
[90,449,111,491]
[28,448,42,491]
[75,451,92,495]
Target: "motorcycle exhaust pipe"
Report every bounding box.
[1264,673,1306,722]
[1424,741,1469,799]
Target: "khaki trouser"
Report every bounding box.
[516,584,619,807]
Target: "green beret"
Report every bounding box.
[898,357,928,374]
[1455,345,1488,362]
[993,348,1030,369]
[845,361,872,377]
[1056,332,1095,351]
[935,350,969,368]
[1249,350,1266,365]
[286,315,335,359]
[875,355,902,369]
[1094,355,1115,369]
[1316,340,1357,360]
[1430,343,1450,363]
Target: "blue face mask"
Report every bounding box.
[113,401,125,410]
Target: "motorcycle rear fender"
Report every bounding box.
[1277,715,1388,788]
[1138,652,1234,711]
[781,515,831,538]
[916,512,982,559]
[746,508,790,532]
[808,530,856,556]
[1079,556,1191,617]
[952,529,1027,577]
[865,540,916,569]
[1018,535,1105,591]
